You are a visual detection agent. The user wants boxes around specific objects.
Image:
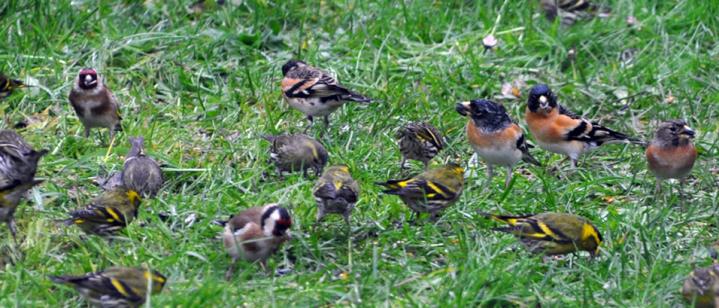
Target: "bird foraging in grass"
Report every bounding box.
[682,264,719,308]
[121,136,164,198]
[50,266,166,308]
[281,60,372,132]
[313,165,360,228]
[376,163,464,221]
[480,212,602,257]
[525,84,644,168]
[395,122,445,170]
[456,99,540,188]
[69,68,122,141]
[63,188,141,236]
[222,204,292,280]
[539,0,608,26]
[262,133,328,177]
[0,74,27,99]
[645,120,697,195]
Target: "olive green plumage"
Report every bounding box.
[63,188,142,236]
[682,264,719,308]
[121,136,163,197]
[263,133,328,177]
[376,163,464,220]
[313,165,360,227]
[480,212,603,256]
[0,74,26,99]
[395,122,445,169]
[50,266,167,308]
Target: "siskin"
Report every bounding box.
[121,136,163,197]
[263,133,328,177]
[0,74,26,99]
[313,165,360,228]
[395,122,445,170]
[63,188,141,236]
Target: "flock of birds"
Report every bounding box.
[0,1,714,307]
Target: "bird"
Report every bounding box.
[262,133,328,177]
[0,74,26,99]
[121,136,164,197]
[480,212,602,256]
[313,165,360,228]
[68,68,122,141]
[222,204,292,280]
[376,163,464,220]
[525,84,644,168]
[395,122,445,170]
[280,60,371,132]
[539,0,608,26]
[682,264,719,308]
[63,188,141,236]
[0,129,47,243]
[50,266,167,308]
[645,120,697,194]
[456,99,541,188]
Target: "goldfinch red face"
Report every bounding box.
[261,205,292,237]
[527,84,557,114]
[78,68,99,90]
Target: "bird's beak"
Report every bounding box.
[681,125,696,138]
[84,75,97,86]
[455,102,470,116]
[539,95,549,109]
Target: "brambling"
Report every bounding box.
[376,163,464,221]
[69,68,122,140]
[525,84,644,168]
[51,266,166,308]
[540,0,606,26]
[0,74,26,99]
[645,120,697,194]
[395,122,445,170]
[281,60,371,132]
[456,99,540,188]
[222,204,292,280]
[682,264,719,308]
[480,212,602,256]
[313,165,360,228]
[122,136,164,197]
[262,133,328,177]
[63,188,141,236]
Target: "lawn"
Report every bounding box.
[1,0,718,306]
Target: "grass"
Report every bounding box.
[1,0,718,306]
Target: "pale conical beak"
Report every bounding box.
[539,95,548,108]
[681,125,696,138]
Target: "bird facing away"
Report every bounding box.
[395,122,445,170]
[539,0,607,26]
[313,165,360,228]
[525,84,644,168]
[682,264,719,308]
[122,136,164,197]
[376,163,464,221]
[0,74,26,99]
[645,120,697,194]
[480,212,602,256]
[68,68,122,141]
[50,266,167,308]
[456,99,541,188]
[64,188,142,236]
[281,60,372,132]
[222,204,292,280]
[263,133,328,177]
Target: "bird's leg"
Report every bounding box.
[484,165,494,188]
[84,127,91,138]
[313,209,325,232]
[9,219,18,247]
[259,260,269,274]
[399,157,407,170]
[654,178,662,195]
[679,178,687,201]
[423,160,429,170]
[224,258,237,281]
[323,115,330,128]
[504,166,513,188]
[303,116,314,133]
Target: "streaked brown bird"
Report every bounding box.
[121,136,163,197]
[0,74,26,99]
[395,122,445,170]
[539,0,608,26]
[50,266,167,308]
[263,133,328,177]
[63,188,141,236]
[313,165,360,228]
[645,120,697,194]
[682,264,719,308]
[69,68,122,140]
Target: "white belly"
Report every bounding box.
[472,145,522,166]
[536,140,585,160]
[285,96,344,117]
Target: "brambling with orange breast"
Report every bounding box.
[281,60,372,132]
[456,99,540,188]
[525,84,644,168]
[645,120,696,194]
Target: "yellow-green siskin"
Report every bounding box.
[313,165,360,227]
[63,188,141,236]
[263,134,328,177]
[480,212,602,256]
[682,264,719,308]
[395,122,445,170]
[376,163,464,220]
[0,75,26,99]
[122,136,163,197]
[50,266,167,308]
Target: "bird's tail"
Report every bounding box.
[342,90,372,103]
[521,151,542,167]
[10,79,26,88]
[375,179,408,194]
[593,126,646,147]
[0,179,43,200]
[478,212,534,226]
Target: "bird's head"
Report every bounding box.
[456,99,511,129]
[261,204,292,238]
[527,84,557,114]
[656,120,695,145]
[281,60,307,76]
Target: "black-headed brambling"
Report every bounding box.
[69,68,122,140]
[395,122,445,170]
[645,120,696,193]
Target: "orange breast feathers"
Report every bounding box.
[281,77,319,94]
[646,143,697,173]
[466,121,522,148]
[525,108,584,142]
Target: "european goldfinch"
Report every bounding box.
[395,122,445,170]
[456,99,540,187]
[480,212,603,256]
[121,136,163,197]
[50,266,166,308]
[263,133,328,177]
[313,165,360,227]
[376,163,464,220]
[222,204,292,280]
[281,60,371,132]
[645,120,697,194]
[525,84,644,168]
[0,74,26,99]
[63,188,141,236]
[682,264,719,308]
[69,68,122,140]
